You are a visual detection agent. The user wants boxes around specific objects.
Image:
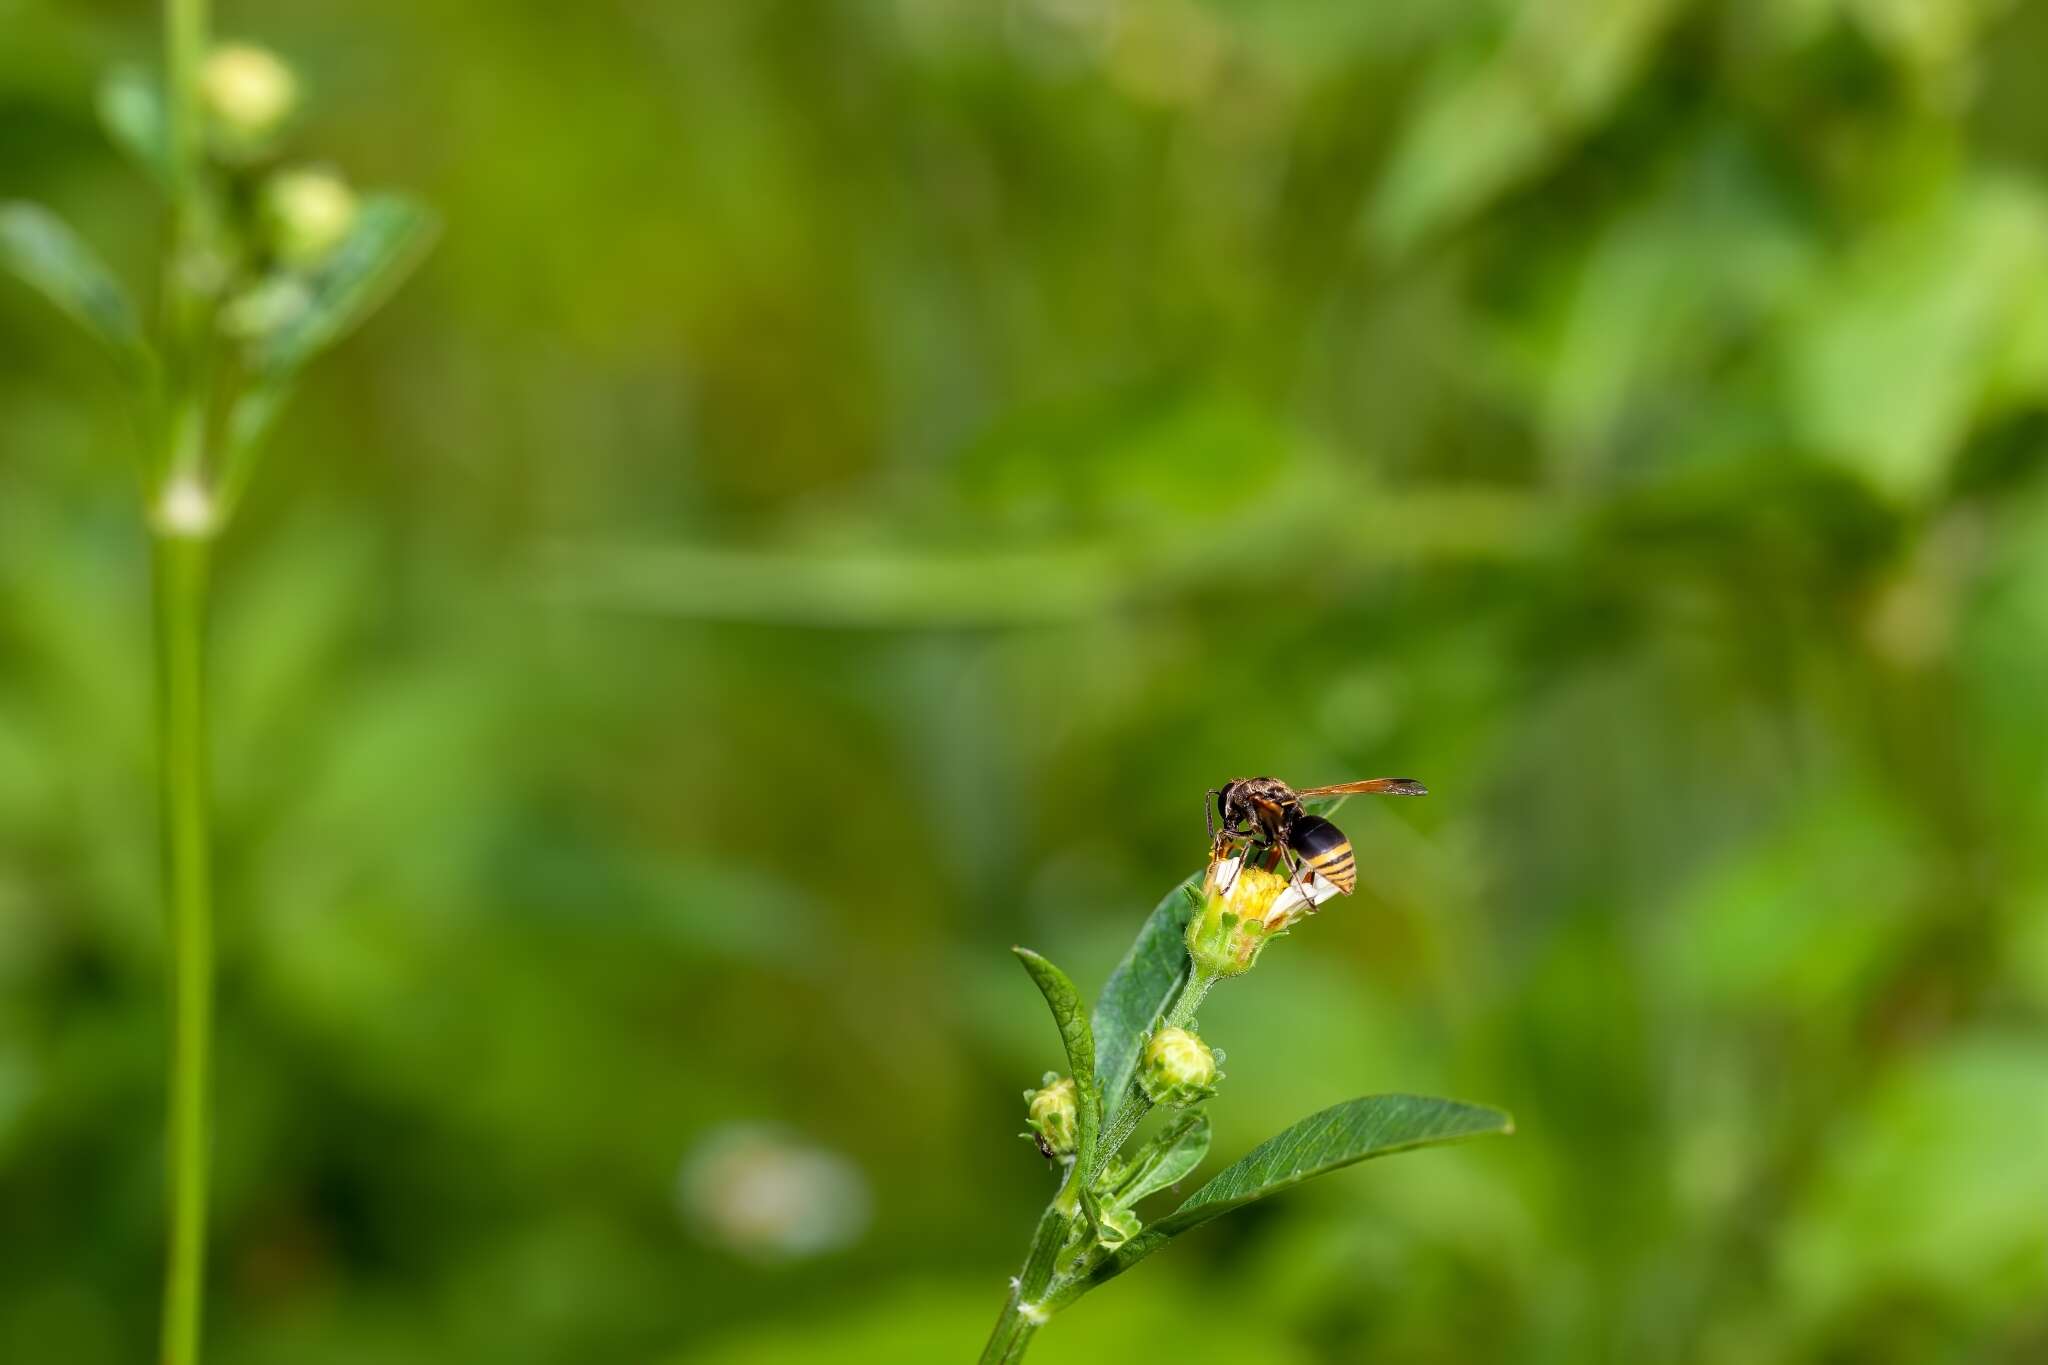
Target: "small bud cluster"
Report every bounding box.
[67,34,437,538]
[1139,1026,1221,1107]
[190,42,365,342]
[1022,1074,1079,1159]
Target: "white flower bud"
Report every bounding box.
[262,168,357,268]
[202,43,299,147]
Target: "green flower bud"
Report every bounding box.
[1139,1026,1218,1107]
[201,43,299,149]
[1023,1075,1079,1159]
[1185,854,1336,977]
[262,167,357,268]
[218,275,312,339]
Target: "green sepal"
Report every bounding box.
[1094,1206,1142,1250]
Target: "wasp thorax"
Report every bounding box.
[1139,1026,1219,1107]
[1023,1075,1079,1159]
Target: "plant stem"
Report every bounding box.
[155,530,214,1365]
[1161,966,1218,1033]
[984,960,1227,1360]
[980,1167,1079,1365]
[162,0,211,357]
[158,0,215,1360]
[978,1299,1038,1364]
[1094,966,1219,1163]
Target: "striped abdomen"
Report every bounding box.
[1291,814,1356,895]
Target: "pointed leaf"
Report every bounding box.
[97,66,170,188]
[1108,1110,1210,1209]
[250,193,437,376]
[215,377,296,514]
[0,203,151,375]
[1069,1094,1511,1296]
[1091,870,1200,1132]
[1012,947,1099,1175]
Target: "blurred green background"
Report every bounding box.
[8,0,2048,1361]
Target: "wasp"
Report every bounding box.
[1207,775,1427,897]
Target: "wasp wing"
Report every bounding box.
[1294,777,1428,797]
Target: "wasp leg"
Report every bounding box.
[1275,843,1316,906]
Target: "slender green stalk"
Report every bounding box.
[154,529,213,1365]
[162,0,210,367]
[158,2,215,1360]
[982,967,1223,1362]
[1095,966,1219,1162]
[979,1168,1079,1364]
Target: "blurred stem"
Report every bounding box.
[161,0,210,416]
[154,530,213,1365]
[165,0,204,188]
[159,2,215,1361]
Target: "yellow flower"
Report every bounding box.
[1184,854,1339,976]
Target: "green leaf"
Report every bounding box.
[1107,1110,1210,1209]
[215,377,297,515]
[0,203,152,375]
[250,193,438,376]
[1071,1094,1512,1296]
[1012,947,1100,1176]
[1091,870,1200,1133]
[97,66,170,187]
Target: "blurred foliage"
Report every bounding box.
[6,0,2048,1361]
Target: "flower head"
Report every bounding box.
[262,167,358,268]
[1185,853,1343,977]
[202,43,299,149]
[1023,1074,1079,1159]
[1139,1026,1219,1107]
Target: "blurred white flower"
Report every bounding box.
[678,1124,870,1262]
